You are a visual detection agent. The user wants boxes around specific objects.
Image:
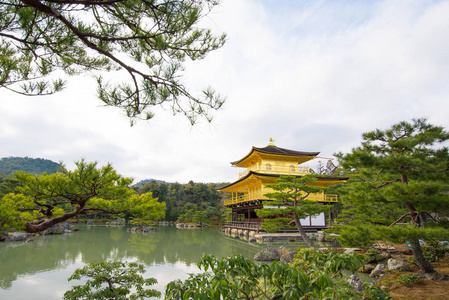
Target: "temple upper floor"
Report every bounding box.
[231,141,320,179]
[238,163,312,178]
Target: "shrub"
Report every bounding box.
[396,274,420,287]
[364,248,383,263]
[64,261,160,300]
[422,241,449,262]
[406,256,417,266]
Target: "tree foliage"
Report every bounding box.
[256,175,332,248]
[165,251,391,300]
[0,193,39,231]
[128,192,166,226]
[0,174,22,199]
[135,180,225,223]
[4,159,165,233]
[1,0,226,125]
[312,159,340,176]
[334,118,449,278]
[64,261,160,300]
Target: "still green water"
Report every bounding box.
[0,225,306,299]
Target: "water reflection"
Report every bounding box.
[0,225,306,299]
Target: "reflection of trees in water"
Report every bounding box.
[0,225,266,290]
[128,232,158,256]
[0,225,129,288]
[77,226,128,262]
[0,234,79,288]
[109,227,124,241]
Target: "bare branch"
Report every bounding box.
[388,213,411,227]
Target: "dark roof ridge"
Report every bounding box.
[254,145,320,156]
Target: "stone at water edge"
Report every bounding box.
[280,251,298,264]
[369,263,386,278]
[5,232,33,242]
[349,275,364,292]
[254,247,283,261]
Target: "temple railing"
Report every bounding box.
[238,165,311,178]
[223,194,338,206]
[223,221,262,230]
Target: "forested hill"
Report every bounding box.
[134,178,171,187]
[0,157,60,175]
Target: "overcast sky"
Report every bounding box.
[1,0,449,184]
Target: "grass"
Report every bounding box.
[374,244,449,300]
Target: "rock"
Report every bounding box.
[387,258,412,272]
[370,263,386,277]
[87,219,94,225]
[308,233,316,241]
[254,247,282,261]
[349,275,364,292]
[361,263,376,273]
[0,231,8,241]
[381,252,392,259]
[109,219,124,226]
[249,237,256,243]
[5,232,33,242]
[42,224,65,235]
[142,226,157,232]
[280,251,297,264]
[419,271,448,280]
[316,232,326,242]
[378,274,389,281]
[327,237,342,248]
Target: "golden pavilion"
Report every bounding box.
[218,139,347,232]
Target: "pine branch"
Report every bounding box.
[388,212,411,227]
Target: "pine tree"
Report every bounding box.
[1,0,226,125]
[7,159,165,233]
[335,118,449,279]
[256,175,332,248]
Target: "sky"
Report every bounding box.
[1,0,449,184]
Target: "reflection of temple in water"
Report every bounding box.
[218,140,347,236]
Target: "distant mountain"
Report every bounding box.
[133,178,171,187]
[0,157,61,175]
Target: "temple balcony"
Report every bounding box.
[223,193,338,206]
[238,165,311,178]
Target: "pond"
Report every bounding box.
[0,225,309,299]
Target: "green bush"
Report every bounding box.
[165,252,393,299]
[406,256,417,266]
[422,241,449,262]
[396,274,420,287]
[364,248,383,263]
[64,261,160,300]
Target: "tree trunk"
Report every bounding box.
[409,238,445,280]
[405,201,445,280]
[24,205,85,233]
[293,214,316,248]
